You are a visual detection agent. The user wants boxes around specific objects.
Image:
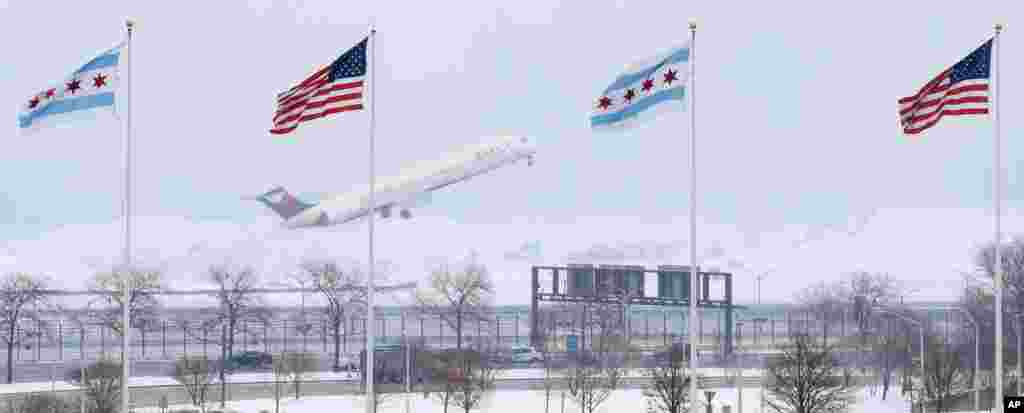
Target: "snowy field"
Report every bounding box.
[125,388,938,413]
[0,367,766,394]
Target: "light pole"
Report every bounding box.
[1017,315,1024,397]
[955,307,980,412]
[403,323,411,413]
[876,309,924,413]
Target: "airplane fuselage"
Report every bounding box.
[281,136,536,228]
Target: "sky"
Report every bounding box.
[0,1,1022,306]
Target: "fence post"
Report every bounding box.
[162,320,167,359]
[699,312,704,345]
[100,325,105,360]
[183,321,188,357]
[283,318,288,353]
[264,321,269,354]
[664,312,668,346]
[515,312,520,346]
[80,325,85,360]
[58,320,63,361]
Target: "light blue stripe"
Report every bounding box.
[590,87,685,127]
[74,44,123,74]
[603,47,689,94]
[18,93,115,128]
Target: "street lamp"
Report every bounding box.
[953,307,980,413]
[876,309,925,413]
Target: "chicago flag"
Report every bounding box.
[590,44,689,129]
[17,42,125,131]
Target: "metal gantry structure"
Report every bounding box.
[529,264,743,356]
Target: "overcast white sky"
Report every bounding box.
[1,1,1022,305]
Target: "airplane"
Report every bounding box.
[250,135,537,228]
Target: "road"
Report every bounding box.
[1,348,879,383]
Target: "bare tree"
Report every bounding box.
[85,266,163,353]
[843,271,903,337]
[415,257,495,350]
[565,355,623,413]
[794,281,846,345]
[0,273,48,384]
[964,237,1024,376]
[419,350,459,413]
[533,306,564,413]
[921,333,969,413]
[643,345,692,413]
[449,348,500,413]
[206,265,267,360]
[271,354,287,413]
[866,316,910,401]
[172,355,218,413]
[565,299,624,413]
[280,352,318,400]
[4,393,75,413]
[765,332,854,413]
[67,359,122,413]
[299,260,367,370]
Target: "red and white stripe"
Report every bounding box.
[898,70,989,135]
[270,66,364,135]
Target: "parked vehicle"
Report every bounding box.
[225,351,274,370]
[652,343,691,365]
[509,345,543,364]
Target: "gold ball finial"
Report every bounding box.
[688,19,697,30]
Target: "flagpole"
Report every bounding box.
[993,22,1004,413]
[365,26,378,413]
[687,19,699,413]
[122,19,134,413]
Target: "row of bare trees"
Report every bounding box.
[783,235,1024,412]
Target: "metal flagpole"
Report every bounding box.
[994,22,1004,413]
[365,26,378,413]
[687,19,699,413]
[122,19,135,413]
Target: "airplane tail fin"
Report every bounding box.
[248,186,315,220]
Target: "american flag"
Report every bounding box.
[898,40,992,135]
[271,37,367,135]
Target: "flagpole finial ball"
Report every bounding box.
[126,19,135,30]
[688,19,697,30]
[995,23,1004,32]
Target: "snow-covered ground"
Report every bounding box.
[0,371,355,394]
[124,388,955,413]
[0,367,777,395]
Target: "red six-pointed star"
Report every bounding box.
[28,97,40,109]
[597,96,613,110]
[92,73,108,88]
[623,88,636,103]
[641,78,655,93]
[663,69,679,85]
[66,79,82,94]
